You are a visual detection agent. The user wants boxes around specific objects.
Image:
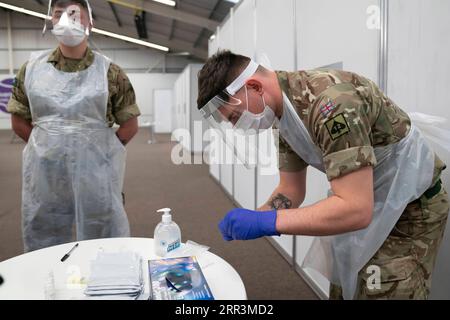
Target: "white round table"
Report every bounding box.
[0,238,247,300]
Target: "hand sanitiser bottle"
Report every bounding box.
[154,208,181,257]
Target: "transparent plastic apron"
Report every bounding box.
[23,50,129,252]
[278,93,435,299]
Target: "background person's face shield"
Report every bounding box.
[43,0,93,38]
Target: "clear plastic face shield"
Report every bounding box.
[43,0,93,47]
[199,60,272,134]
[199,60,278,171]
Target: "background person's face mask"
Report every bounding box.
[234,86,276,133]
[51,5,89,47]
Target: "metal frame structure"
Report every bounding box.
[378,0,389,93]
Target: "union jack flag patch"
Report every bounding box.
[320,100,336,118]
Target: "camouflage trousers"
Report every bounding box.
[330,181,449,299]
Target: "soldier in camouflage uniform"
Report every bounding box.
[7,0,140,251]
[197,51,449,299]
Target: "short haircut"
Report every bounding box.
[197,50,254,109]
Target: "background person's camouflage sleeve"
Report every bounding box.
[7,62,31,121]
[107,62,140,126]
[7,48,140,127]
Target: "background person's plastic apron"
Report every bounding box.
[278,93,435,299]
[22,50,129,252]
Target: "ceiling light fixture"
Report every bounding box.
[153,0,176,7]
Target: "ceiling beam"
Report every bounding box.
[193,28,205,48]
[106,0,219,32]
[193,0,220,49]
[168,19,175,40]
[168,0,177,40]
[108,2,122,27]
[209,0,223,20]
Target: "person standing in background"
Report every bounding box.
[7,0,140,252]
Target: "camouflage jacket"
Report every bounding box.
[275,70,446,183]
[7,47,140,127]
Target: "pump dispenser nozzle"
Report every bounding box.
[157,208,172,223]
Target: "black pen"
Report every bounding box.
[61,243,79,262]
[165,277,182,292]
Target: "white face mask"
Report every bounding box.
[234,86,276,134]
[51,17,88,47]
[52,23,87,47]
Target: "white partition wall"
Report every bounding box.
[255,0,296,70]
[232,0,258,210]
[215,12,236,199]
[295,168,331,297]
[208,31,219,57]
[189,65,207,154]
[253,0,297,260]
[387,0,450,300]
[296,0,380,81]
[208,21,222,183]
[233,0,255,58]
[118,73,179,128]
[153,89,173,133]
[172,64,205,154]
[220,159,234,197]
[293,0,381,298]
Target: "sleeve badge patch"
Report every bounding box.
[325,113,350,140]
[320,100,336,118]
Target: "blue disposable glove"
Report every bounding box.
[218,208,280,241]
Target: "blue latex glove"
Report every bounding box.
[218,208,280,241]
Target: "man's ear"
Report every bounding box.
[245,78,264,95]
